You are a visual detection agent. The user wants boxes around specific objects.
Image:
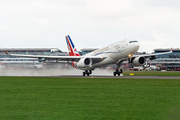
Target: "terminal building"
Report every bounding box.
[80,48,98,56]
[151,48,180,70]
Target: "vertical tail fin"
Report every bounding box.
[65,35,81,56]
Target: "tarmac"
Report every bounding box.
[1,69,180,79]
[5,75,180,79]
[50,75,180,79]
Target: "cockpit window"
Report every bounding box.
[129,41,138,43]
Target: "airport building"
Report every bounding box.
[80,48,98,55]
[0,48,65,57]
[151,48,180,70]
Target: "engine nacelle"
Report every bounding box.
[131,57,146,66]
[77,57,92,68]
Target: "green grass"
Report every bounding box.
[123,70,180,76]
[0,77,180,120]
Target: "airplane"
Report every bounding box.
[4,35,173,76]
[131,64,160,71]
[142,60,160,70]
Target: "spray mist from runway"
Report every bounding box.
[0,66,114,76]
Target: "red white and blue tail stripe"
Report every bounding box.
[65,35,81,56]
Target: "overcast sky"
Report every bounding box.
[0,0,180,52]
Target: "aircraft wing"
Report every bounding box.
[132,49,173,60]
[4,50,106,63]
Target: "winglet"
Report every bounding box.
[4,50,10,55]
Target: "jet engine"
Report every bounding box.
[77,57,92,68]
[131,57,146,66]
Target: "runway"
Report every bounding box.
[1,69,180,79]
[9,75,180,79]
[51,75,180,79]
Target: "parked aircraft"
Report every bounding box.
[143,60,160,70]
[131,60,160,71]
[4,35,172,76]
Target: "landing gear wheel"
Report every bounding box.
[83,72,85,76]
[89,70,92,74]
[82,70,92,76]
[113,72,116,76]
[120,69,123,73]
[113,69,123,76]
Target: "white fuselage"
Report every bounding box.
[76,39,140,70]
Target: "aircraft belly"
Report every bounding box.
[91,57,115,68]
[108,51,127,61]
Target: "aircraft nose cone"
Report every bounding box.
[136,43,140,50]
[134,43,140,52]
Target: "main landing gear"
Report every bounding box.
[113,69,123,76]
[83,70,92,76]
[114,61,123,76]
